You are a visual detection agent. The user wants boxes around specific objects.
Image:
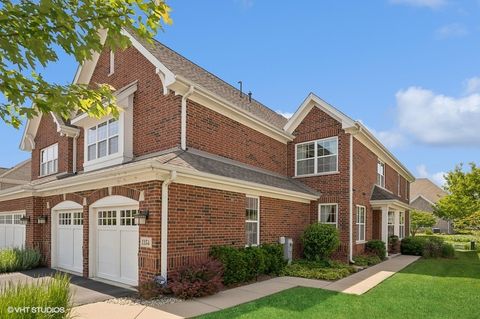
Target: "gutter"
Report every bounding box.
[161,170,177,281]
[181,86,195,150]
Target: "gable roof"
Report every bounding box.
[410,178,447,204]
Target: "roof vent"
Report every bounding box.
[248,91,252,103]
[238,81,243,97]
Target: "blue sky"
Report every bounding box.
[1,0,479,185]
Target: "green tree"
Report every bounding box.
[0,0,171,128]
[454,211,480,231]
[410,210,436,237]
[434,163,480,222]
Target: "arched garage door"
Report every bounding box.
[0,212,26,250]
[90,196,139,286]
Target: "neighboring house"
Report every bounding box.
[410,178,452,234]
[0,159,31,190]
[0,29,414,287]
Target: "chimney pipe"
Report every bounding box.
[238,81,243,97]
[248,91,252,103]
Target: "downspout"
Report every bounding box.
[349,133,354,263]
[181,86,195,150]
[72,133,79,174]
[161,170,177,281]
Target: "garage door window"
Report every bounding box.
[120,210,137,226]
[5,215,12,224]
[73,212,83,225]
[13,214,22,224]
[98,211,117,226]
[59,213,72,225]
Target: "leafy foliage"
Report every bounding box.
[168,259,224,299]
[365,240,386,260]
[281,260,355,281]
[410,210,436,236]
[434,163,480,223]
[301,223,340,261]
[401,236,455,258]
[353,254,382,266]
[0,0,172,127]
[261,243,287,275]
[0,248,41,273]
[138,280,163,300]
[454,211,480,231]
[401,236,428,255]
[0,273,71,319]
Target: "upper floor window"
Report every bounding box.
[319,204,338,227]
[87,119,119,161]
[245,196,260,246]
[377,161,385,188]
[397,173,401,196]
[40,143,58,176]
[296,137,338,176]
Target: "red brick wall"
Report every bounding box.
[287,106,351,261]
[32,114,73,180]
[186,100,288,175]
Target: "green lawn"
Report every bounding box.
[198,251,480,319]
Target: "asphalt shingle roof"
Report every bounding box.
[410,178,446,204]
[370,185,403,201]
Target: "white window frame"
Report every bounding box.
[40,143,58,176]
[356,205,366,243]
[377,160,385,188]
[388,211,395,237]
[85,117,122,165]
[318,203,338,227]
[397,173,401,196]
[108,50,115,76]
[245,196,260,246]
[295,136,339,177]
[405,181,409,200]
[399,212,405,239]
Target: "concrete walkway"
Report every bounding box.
[73,255,420,319]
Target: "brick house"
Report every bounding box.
[0,29,414,287]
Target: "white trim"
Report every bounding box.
[294,136,339,177]
[245,195,260,247]
[108,50,115,76]
[349,133,354,262]
[410,194,435,206]
[370,199,413,211]
[90,195,138,208]
[356,205,366,243]
[318,203,338,227]
[180,86,195,150]
[161,171,177,281]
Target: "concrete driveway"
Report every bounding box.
[0,268,135,306]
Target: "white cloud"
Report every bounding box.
[394,86,480,146]
[389,0,447,9]
[276,110,293,119]
[417,164,446,186]
[369,128,407,149]
[436,23,468,39]
[464,77,480,95]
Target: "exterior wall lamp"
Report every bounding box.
[37,216,48,224]
[19,216,30,225]
[133,210,149,225]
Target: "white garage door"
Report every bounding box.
[0,213,26,250]
[96,208,138,286]
[56,211,83,273]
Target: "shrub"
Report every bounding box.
[425,229,433,235]
[353,254,382,266]
[401,237,427,255]
[138,281,162,300]
[301,223,340,261]
[168,259,223,299]
[366,240,386,260]
[422,237,444,258]
[0,248,41,273]
[243,246,267,281]
[0,273,71,319]
[260,243,286,275]
[210,246,248,285]
[441,243,455,258]
[281,260,354,281]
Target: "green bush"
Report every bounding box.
[0,273,71,319]
[301,223,340,261]
[259,244,286,275]
[353,254,382,266]
[425,229,433,235]
[366,240,386,260]
[441,243,455,258]
[401,237,427,255]
[281,260,354,281]
[422,237,445,258]
[0,248,41,273]
[210,244,286,286]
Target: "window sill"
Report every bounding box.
[83,153,127,172]
[38,171,59,178]
[356,240,367,244]
[294,171,340,178]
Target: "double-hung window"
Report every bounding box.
[296,137,338,176]
[40,143,58,176]
[399,212,405,239]
[377,161,385,188]
[87,119,119,161]
[388,211,395,237]
[356,206,366,242]
[319,204,338,227]
[245,196,259,246]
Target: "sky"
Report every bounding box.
[1,0,479,186]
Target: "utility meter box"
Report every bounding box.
[283,237,293,264]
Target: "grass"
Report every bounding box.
[0,248,41,273]
[0,273,72,318]
[198,251,480,319]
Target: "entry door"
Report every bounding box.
[56,211,83,273]
[0,213,26,249]
[96,208,139,286]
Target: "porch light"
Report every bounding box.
[19,216,30,225]
[133,210,149,225]
[37,215,48,224]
